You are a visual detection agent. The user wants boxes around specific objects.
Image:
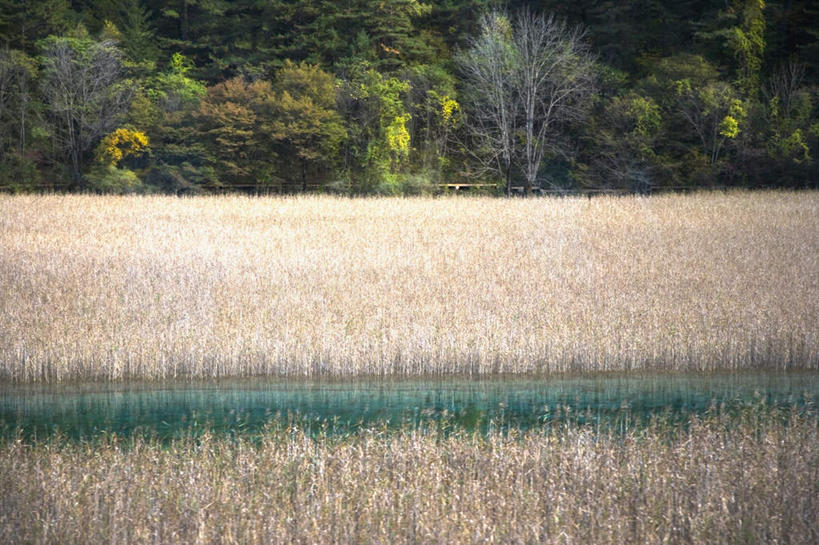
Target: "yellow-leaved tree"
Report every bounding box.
[95,128,150,167]
[86,128,150,193]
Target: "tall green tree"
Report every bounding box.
[268,61,346,191]
[114,0,160,66]
[337,63,413,192]
[727,0,767,96]
[580,93,665,192]
[364,0,434,71]
[405,63,460,175]
[193,76,277,190]
[0,0,69,54]
[765,0,819,83]
[0,47,40,188]
[0,48,36,155]
[131,52,210,193]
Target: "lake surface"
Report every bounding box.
[1,372,817,440]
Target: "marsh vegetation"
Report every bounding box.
[1,191,817,544]
[1,407,817,544]
[1,192,816,382]
[2,0,818,541]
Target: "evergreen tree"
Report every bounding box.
[117,0,160,65]
[0,0,70,54]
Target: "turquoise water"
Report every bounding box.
[1,372,817,440]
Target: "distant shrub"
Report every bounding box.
[399,173,437,195]
[374,173,437,195]
[0,153,41,192]
[144,163,214,195]
[85,165,149,194]
[323,178,353,194]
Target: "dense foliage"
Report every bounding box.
[0,0,816,194]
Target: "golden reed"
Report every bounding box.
[1,191,816,381]
[1,409,816,544]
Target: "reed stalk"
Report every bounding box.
[1,191,816,381]
[1,407,816,544]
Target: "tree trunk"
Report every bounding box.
[19,87,27,153]
[302,159,307,192]
[182,0,189,41]
[505,161,512,196]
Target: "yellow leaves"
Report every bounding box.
[99,20,123,44]
[169,52,193,76]
[718,115,740,139]
[673,78,692,96]
[95,128,150,167]
[440,95,460,126]
[775,129,812,164]
[386,114,411,159]
[719,99,746,139]
[380,44,401,56]
[626,96,661,137]
[727,99,745,120]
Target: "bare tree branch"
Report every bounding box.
[40,37,132,184]
[457,9,596,194]
[456,12,519,194]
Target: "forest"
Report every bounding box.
[0,0,817,194]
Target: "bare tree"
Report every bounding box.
[766,60,808,139]
[0,49,17,155]
[40,36,132,183]
[0,48,37,156]
[456,12,519,194]
[514,9,595,194]
[458,10,596,194]
[767,61,806,115]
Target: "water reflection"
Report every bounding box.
[1,372,816,439]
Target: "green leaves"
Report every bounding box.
[0,0,816,191]
[337,64,413,190]
[191,62,346,191]
[148,53,206,112]
[267,62,346,188]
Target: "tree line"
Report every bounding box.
[0,0,816,194]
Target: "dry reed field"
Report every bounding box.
[0,408,816,544]
[1,191,817,381]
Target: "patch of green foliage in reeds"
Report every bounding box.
[0,191,817,381]
[0,405,816,544]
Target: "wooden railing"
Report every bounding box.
[437,183,708,195]
[0,181,791,195]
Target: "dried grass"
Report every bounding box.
[1,191,816,381]
[1,408,816,544]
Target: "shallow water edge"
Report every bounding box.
[2,370,817,439]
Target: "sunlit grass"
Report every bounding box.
[1,407,816,544]
[1,191,817,381]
